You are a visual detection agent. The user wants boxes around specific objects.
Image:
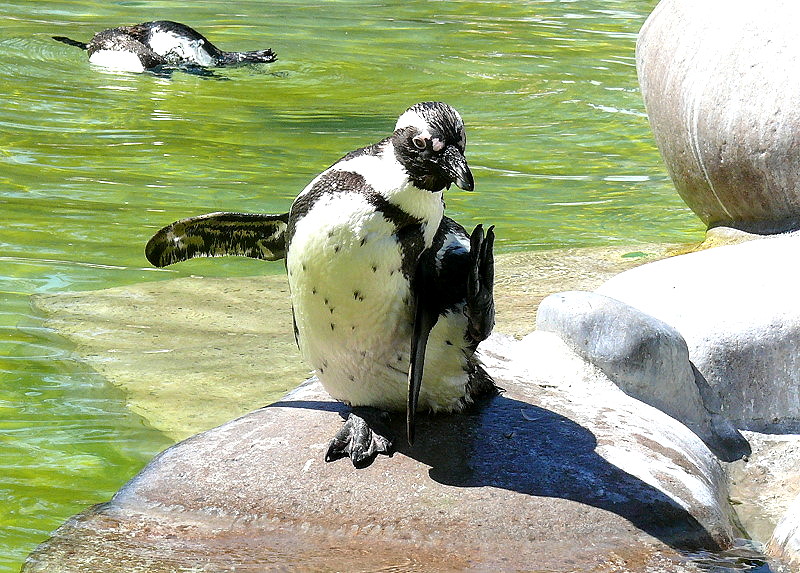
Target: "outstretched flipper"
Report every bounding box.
[145,211,289,267]
[406,219,496,445]
[325,407,394,468]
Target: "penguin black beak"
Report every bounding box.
[443,146,474,192]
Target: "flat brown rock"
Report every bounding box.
[24,334,733,572]
[28,242,747,571]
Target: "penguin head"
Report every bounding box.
[392,102,474,193]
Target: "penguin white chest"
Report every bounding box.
[287,192,417,409]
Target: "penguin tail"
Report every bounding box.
[219,48,277,65]
[52,36,88,50]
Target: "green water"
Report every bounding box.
[1,0,708,569]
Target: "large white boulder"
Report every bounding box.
[598,232,800,429]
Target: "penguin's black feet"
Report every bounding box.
[325,407,394,468]
[466,224,495,342]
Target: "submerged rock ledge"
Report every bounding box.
[32,244,675,440]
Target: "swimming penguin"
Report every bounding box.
[145,102,497,468]
[53,20,276,72]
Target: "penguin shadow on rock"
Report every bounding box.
[271,392,720,552]
[401,394,721,552]
[52,20,277,78]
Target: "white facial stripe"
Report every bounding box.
[395,109,428,132]
[335,144,407,194]
[431,137,444,152]
[334,145,444,236]
[396,106,467,151]
[295,143,405,203]
[296,151,444,248]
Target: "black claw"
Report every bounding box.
[325,407,394,468]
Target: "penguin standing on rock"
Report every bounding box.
[53,20,276,73]
[145,102,497,467]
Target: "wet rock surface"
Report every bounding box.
[770,493,800,569]
[24,333,734,572]
[728,432,800,544]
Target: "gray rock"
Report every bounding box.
[637,0,800,232]
[536,291,749,461]
[598,232,800,430]
[23,333,735,572]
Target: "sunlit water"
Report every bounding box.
[0,0,756,570]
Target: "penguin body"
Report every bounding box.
[144,102,496,466]
[54,20,276,72]
[284,117,483,416]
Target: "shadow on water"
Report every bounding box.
[276,393,721,552]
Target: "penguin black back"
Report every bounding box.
[53,20,276,72]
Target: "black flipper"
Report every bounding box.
[325,407,393,468]
[466,224,495,345]
[406,219,496,445]
[52,36,88,50]
[407,273,438,445]
[145,211,289,267]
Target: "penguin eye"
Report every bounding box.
[411,136,427,150]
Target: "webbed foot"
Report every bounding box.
[325,407,394,468]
